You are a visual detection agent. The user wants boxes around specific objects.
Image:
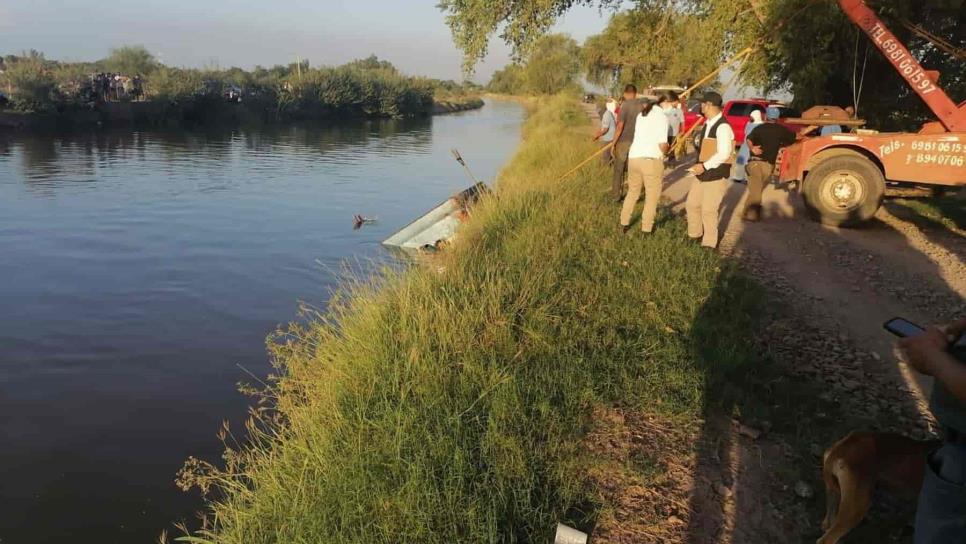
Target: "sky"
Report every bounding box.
[0,0,614,83]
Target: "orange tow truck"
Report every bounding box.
[778,0,965,226]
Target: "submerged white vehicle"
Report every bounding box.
[382,183,488,251]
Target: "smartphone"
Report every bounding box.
[885,317,966,360]
[884,317,926,338]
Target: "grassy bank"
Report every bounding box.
[179,96,763,543]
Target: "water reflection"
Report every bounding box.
[5,116,434,192]
[0,100,523,544]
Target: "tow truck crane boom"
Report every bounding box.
[837,0,966,132]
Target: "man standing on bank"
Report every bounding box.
[620,96,669,235]
[686,92,734,250]
[593,98,618,164]
[660,92,685,165]
[610,84,646,202]
[743,106,797,221]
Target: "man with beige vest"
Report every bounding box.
[620,97,669,235]
[686,92,734,250]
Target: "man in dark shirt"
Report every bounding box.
[609,84,646,202]
[743,107,797,221]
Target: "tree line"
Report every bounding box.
[474,0,964,131]
[0,47,481,119]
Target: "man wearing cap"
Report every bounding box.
[732,109,764,183]
[744,107,798,221]
[686,91,734,249]
[593,98,618,165]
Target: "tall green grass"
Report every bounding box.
[179,95,761,543]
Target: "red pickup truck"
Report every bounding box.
[683,99,803,147]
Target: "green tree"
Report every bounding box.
[344,55,399,74]
[441,0,965,129]
[101,45,158,76]
[522,34,581,93]
[487,64,526,93]
[438,0,624,73]
[582,9,718,93]
[760,0,965,129]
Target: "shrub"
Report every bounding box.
[145,66,204,102]
[0,56,60,113]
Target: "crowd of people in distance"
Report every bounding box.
[87,73,144,103]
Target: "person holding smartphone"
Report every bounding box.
[897,317,966,543]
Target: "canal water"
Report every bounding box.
[0,100,525,543]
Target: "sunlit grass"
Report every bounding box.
[176,95,761,543]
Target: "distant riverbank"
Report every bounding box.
[0,96,485,131]
[0,51,484,131]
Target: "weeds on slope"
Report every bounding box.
[177,95,762,543]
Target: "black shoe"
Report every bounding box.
[702,245,717,253]
[620,225,631,235]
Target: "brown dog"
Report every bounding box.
[818,431,939,544]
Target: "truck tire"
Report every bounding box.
[802,154,885,227]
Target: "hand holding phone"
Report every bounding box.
[885,317,966,363]
[884,317,927,338]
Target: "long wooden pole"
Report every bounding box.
[679,47,756,100]
[557,142,614,182]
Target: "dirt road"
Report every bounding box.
[663,163,964,405]
[662,162,963,543]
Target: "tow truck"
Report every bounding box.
[778,0,965,226]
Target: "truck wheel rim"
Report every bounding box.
[820,171,865,211]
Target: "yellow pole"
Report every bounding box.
[557,142,614,182]
[680,47,755,99]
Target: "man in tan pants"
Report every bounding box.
[620,97,669,234]
[742,106,797,221]
[686,92,734,249]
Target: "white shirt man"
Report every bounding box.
[620,103,669,234]
[699,112,735,177]
[686,92,734,249]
